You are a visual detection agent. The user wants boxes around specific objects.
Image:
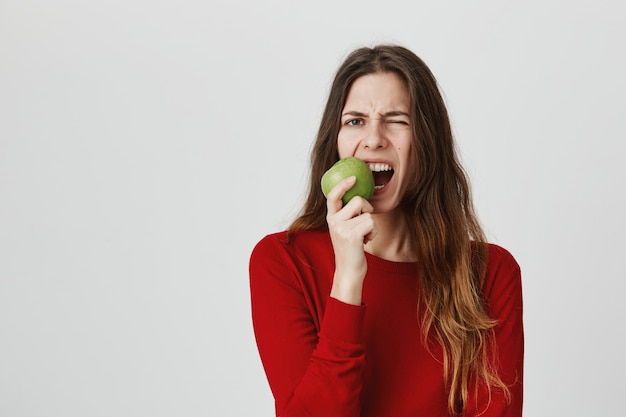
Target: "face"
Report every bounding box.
[337,72,413,214]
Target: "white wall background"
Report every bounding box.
[1,0,624,416]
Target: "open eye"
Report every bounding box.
[345,119,364,126]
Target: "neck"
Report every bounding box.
[364,210,416,262]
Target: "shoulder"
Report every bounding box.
[249,231,291,273]
[250,229,334,271]
[482,243,522,304]
[249,229,335,292]
[251,229,332,257]
[481,244,524,334]
[251,230,290,255]
[486,243,521,274]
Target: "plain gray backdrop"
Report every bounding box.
[1,0,625,416]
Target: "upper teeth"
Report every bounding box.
[369,163,392,172]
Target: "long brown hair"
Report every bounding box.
[288,45,508,415]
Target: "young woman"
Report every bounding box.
[249,44,523,417]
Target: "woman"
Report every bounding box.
[249,44,523,417]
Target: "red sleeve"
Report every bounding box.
[466,246,524,416]
[249,235,367,417]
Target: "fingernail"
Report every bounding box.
[347,176,356,183]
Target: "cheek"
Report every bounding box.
[336,132,357,158]
[399,135,413,160]
[396,140,414,174]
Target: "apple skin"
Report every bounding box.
[321,157,375,204]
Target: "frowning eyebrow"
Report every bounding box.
[341,110,410,118]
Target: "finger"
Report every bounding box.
[329,214,376,250]
[329,195,372,222]
[351,212,376,243]
[347,197,374,215]
[363,224,378,245]
[326,176,356,216]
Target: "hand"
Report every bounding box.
[326,176,377,305]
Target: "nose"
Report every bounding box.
[362,121,387,150]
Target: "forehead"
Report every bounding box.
[344,72,409,110]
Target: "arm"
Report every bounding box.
[466,247,524,416]
[250,177,375,416]
[326,175,376,306]
[249,236,366,417]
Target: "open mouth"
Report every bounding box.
[369,163,394,190]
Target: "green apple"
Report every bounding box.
[321,157,375,204]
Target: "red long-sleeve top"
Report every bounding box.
[249,230,523,417]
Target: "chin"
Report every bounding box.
[371,200,401,215]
